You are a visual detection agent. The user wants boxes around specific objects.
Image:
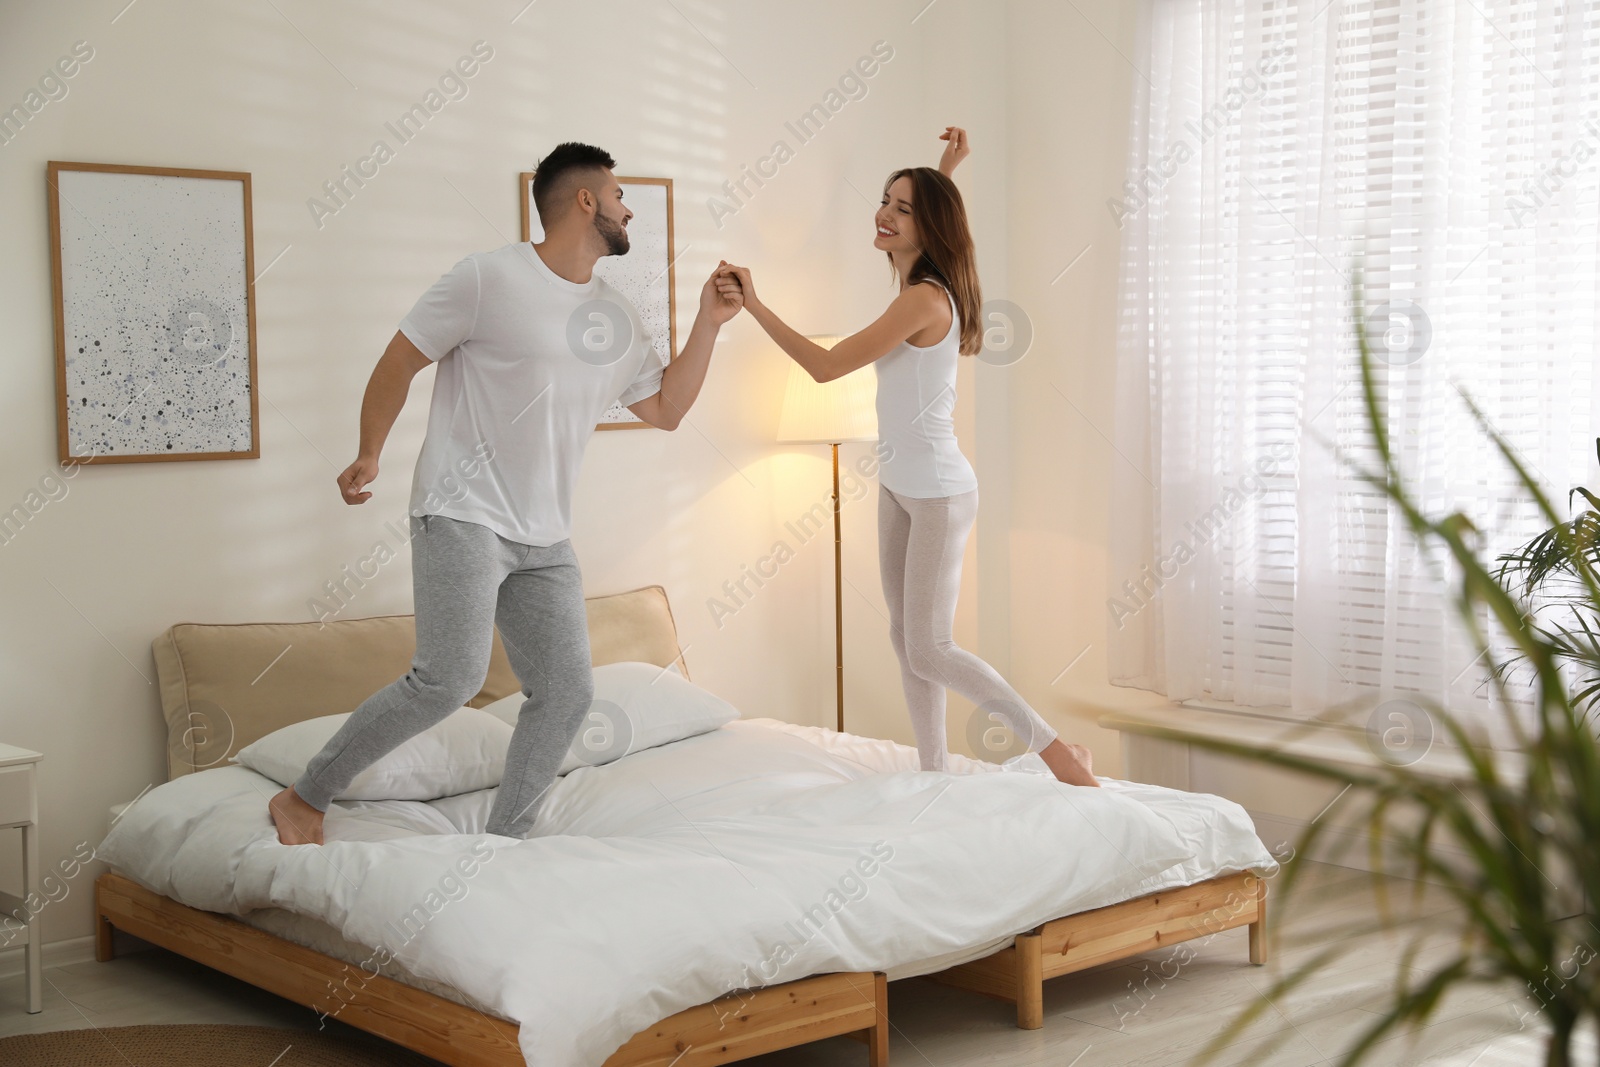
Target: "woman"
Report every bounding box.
[718,128,1098,787]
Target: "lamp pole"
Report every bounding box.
[832,441,844,732]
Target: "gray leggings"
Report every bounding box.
[878,485,1059,771]
[296,513,593,837]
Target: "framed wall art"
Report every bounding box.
[519,172,676,431]
[47,161,259,463]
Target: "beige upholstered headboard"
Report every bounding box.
[152,585,686,781]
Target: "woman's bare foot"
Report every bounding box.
[1040,740,1101,787]
[269,786,325,845]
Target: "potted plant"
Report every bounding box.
[1494,437,1600,716]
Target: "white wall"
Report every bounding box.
[1001,0,1171,768]
[0,0,1029,948]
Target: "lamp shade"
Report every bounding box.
[776,336,879,444]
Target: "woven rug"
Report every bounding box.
[0,1023,446,1065]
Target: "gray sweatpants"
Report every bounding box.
[295,513,593,838]
[878,485,1059,771]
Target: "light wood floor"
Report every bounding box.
[0,862,1583,1066]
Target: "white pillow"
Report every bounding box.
[234,707,514,801]
[483,661,738,774]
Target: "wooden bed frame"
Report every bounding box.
[928,869,1267,1028]
[95,872,889,1066]
[108,588,1269,1063]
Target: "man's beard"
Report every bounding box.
[595,212,629,256]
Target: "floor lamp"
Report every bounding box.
[776,341,878,733]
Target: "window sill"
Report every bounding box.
[1097,701,1520,784]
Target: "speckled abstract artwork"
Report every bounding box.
[52,166,256,461]
[525,176,674,427]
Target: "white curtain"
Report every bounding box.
[1109,0,1600,737]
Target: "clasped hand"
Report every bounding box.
[713,263,755,317]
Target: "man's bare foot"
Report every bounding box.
[1040,740,1101,787]
[269,786,325,845]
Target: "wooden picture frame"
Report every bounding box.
[46,161,260,464]
[519,172,676,431]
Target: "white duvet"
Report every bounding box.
[99,718,1275,1066]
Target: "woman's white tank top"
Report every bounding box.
[873,285,979,499]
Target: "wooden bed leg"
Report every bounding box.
[928,872,1269,1032]
[95,910,114,962]
[867,972,889,1067]
[1016,932,1044,1030]
[1248,875,1268,965]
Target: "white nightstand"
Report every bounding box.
[0,744,42,1014]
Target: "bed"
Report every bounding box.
[95,585,1274,1066]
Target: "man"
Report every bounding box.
[269,143,743,844]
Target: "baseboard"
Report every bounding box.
[0,934,100,980]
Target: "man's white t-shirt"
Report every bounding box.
[399,242,664,547]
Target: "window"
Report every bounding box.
[1108,0,1600,742]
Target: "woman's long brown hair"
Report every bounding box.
[883,166,982,355]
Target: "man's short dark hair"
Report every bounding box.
[532,142,617,225]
